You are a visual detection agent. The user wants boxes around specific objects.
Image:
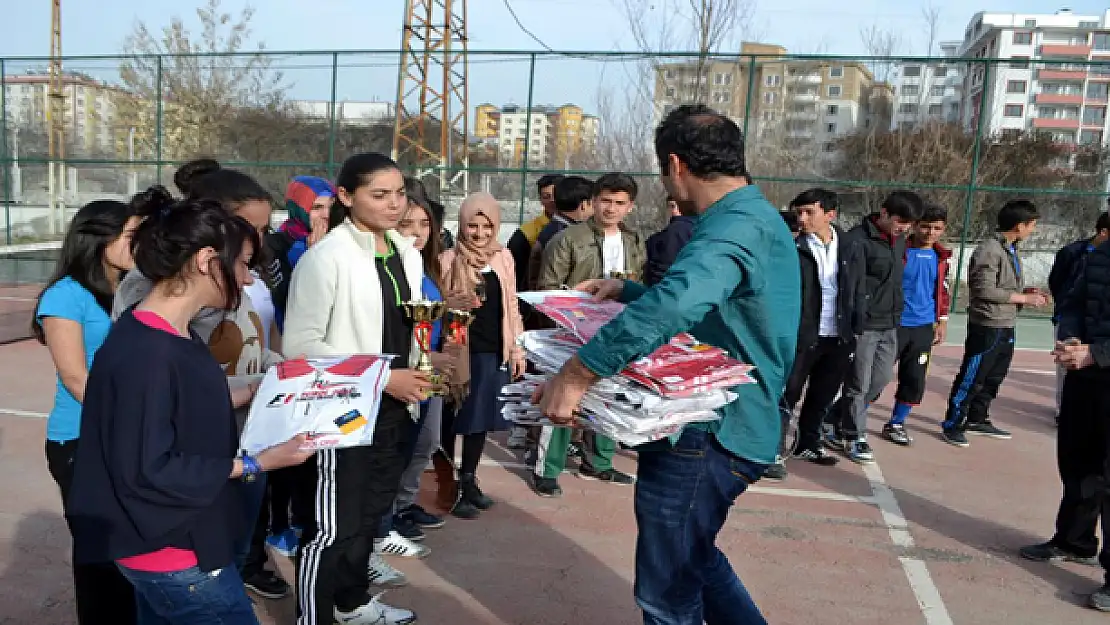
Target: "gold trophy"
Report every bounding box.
[445,309,475,346]
[402,299,448,394]
[608,270,637,281]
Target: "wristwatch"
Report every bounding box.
[240,452,261,483]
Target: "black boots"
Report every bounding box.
[451,473,494,519]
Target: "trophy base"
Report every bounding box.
[419,368,447,398]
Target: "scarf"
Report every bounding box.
[445,192,503,402]
[282,176,336,241]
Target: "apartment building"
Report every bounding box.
[2,73,120,156]
[474,103,598,168]
[653,42,890,154]
[289,99,393,125]
[960,8,1110,148]
[890,41,965,129]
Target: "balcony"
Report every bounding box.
[792,91,820,102]
[1035,93,1084,105]
[786,110,818,120]
[1039,68,1088,80]
[1040,44,1093,57]
[1032,117,1081,130]
[788,73,822,84]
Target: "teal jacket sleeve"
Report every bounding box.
[577,231,756,377]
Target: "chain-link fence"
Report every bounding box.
[1,49,1107,340]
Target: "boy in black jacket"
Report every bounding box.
[826,191,923,464]
[766,189,864,480]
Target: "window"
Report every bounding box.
[935,66,948,77]
[1083,107,1106,124]
[762,110,777,121]
[928,104,943,116]
[901,85,920,97]
[827,85,842,97]
[665,87,676,98]
[1081,129,1103,144]
[1010,56,1030,69]
[763,91,777,104]
[1024,19,1037,27]
[1080,21,1100,29]
[765,74,782,87]
[930,86,945,97]
[826,122,837,133]
[829,66,844,78]
[822,142,837,153]
[1003,104,1024,117]
[898,103,918,114]
[713,92,732,104]
[664,69,676,80]
[1013,32,1033,45]
[1095,33,1110,51]
[714,72,733,85]
[1089,83,1110,100]
[1007,80,1028,94]
[903,65,921,77]
[826,104,839,115]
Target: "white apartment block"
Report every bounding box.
[497,105,552,166]
[2,73,119,156]
[290,100,393,125]
[891,41,965,130]
[960,8,1110,148]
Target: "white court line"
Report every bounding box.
[0,407,48,418]
[1011,367,1054,376]
[863,462,954,625]
[0,296,36,302]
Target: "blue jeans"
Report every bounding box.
[234,474,268,571]
[117,564,258,625]
[634,428,768,625]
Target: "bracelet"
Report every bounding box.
[240,453,261,482]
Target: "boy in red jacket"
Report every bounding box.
[882,203,952,445]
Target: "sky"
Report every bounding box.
[4,0,1110,114]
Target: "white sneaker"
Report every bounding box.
[367,552,408,587]
[334,592,417,624]
[375,530,430,559]
[507,426,527,449]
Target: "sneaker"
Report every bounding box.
[533,475,563,498]
[375,531,430,559]
[942,429,970,448]
[567,442,584,462]
[577,465,636,485]
[792,446,838,466]
[847,440,875,465]
[763,459,787,480]
[966,421,1012,439]
[242,569,290,600]
[821,428,846,452]
[882,423,913,446]
[460,475,495,510]
[265,528,299,558]
[1019,541,1098,566]
[335,592,417,624]
[401,504,445,530]
[392,513,425,542]
[367,552,409,588]
[1091,585,1110,612]
[523,448,538,467]
[450,493,481,520]
[507,427,528,449]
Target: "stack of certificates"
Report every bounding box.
[499,292,756,447]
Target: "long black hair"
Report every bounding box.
[174,158,221,197]
[336,152,401,216]
[130,186,260,312]
[32,200,139,344]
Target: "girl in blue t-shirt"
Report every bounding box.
[33,199,141,625]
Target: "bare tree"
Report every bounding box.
[859,23,901,85]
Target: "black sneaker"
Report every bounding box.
[451,486,481,519]
[567,442,584,462]
[242,570,290,600]
[1091,585,1110,612]
[1019,541,1098,566]
[401,504,445,529]
[391,513,425,541]
[461,475,494,510]
[763,460,787,480]
[967,421,1012,439]
[533,475,563,497]
[578,465,636,485]
[792,446,838,466]
[942,429,969,448]
[882,423,913,446]
[523,448,538,467]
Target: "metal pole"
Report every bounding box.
[742,54,757,141]
[155,56,164,185]
[0,59,10,245]
[518,53,536,224]
[327,52,339,179]
[950,59,992,312]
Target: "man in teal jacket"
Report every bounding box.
[535,104,800,625]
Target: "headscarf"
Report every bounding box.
[282,176,336,241]
[445,192,503,401]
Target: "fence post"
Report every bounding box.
[518,53,536,224]
[327,52,339,179]
[950,59,993,312]
[742,54,757,141]
[155,55,164,185]
[0,58,10,245]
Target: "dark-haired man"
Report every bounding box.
[1046,212,1110,421]
[881,203,952,446]
[942,200,1046,447]
[532,173,643,496]
[644,195,696,286]
[766,188,863,480]
[827,191,924,464]
[535,104,799,623]
[525,175,595,291]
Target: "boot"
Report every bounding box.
[450,483,480,520]
[432,449,458,512]
[460,473,494,510]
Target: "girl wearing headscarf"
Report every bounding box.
[439,192,525,519]
[269,176,338,331]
